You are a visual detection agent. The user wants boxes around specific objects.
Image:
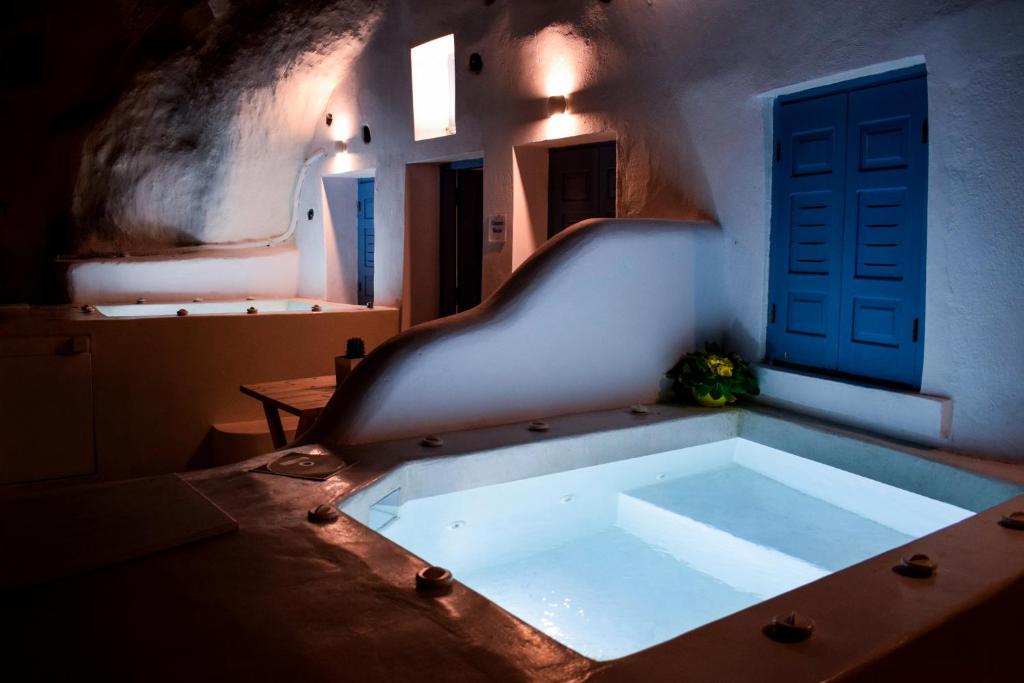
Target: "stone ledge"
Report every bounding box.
[753,365,951,446]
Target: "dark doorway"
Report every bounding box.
[547,141,616,238]
[357,178,375,305]
[439,159,484,317]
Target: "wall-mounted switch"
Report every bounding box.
[488,214,506,243]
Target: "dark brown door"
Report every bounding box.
[547,141,616,238]
[439,160,484,317]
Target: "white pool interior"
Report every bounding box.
[355,437,972,660]
[95,299,364,317]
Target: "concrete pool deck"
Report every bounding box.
[3,405,1024,681]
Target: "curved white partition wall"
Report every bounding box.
[308,219,725,448]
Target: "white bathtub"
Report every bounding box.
[66,245,301,305]
[95,298,366,318]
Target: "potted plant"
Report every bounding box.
[665,342,759,407]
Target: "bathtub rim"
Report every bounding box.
[296,404,1024,672]
[83,297,393,319]
[333,406,1023,526]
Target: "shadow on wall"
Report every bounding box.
[0,0,218,303]
[303,218,726,448]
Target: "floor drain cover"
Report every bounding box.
[252,451,349,481]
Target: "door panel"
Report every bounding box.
[547,141,616,238]
[439,161,484,317]
[357,178,375,305]
[837,76,927,385]
[456,168,484,313]
[767,92,848,370]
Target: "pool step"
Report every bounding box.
[615,493,829,599]
[368,488,402,531]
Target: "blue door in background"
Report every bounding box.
[767,66,928,387]
[357,178,374,305]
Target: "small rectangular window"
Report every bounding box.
[410,34,456,141]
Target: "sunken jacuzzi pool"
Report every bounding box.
[338,408,1024,663]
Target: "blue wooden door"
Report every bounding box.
[768,68,927,387]
[357,178,374,305]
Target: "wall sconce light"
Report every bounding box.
[547,94,568,116]
[334,140,348,153]
[325,112,333,126]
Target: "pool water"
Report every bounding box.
[365,438,971,660]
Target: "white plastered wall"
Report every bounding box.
[289,0,1024,460]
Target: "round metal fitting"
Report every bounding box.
[247,306,258,315]
[763,612,815,643]
[416,566,453,593]
[421,435,444,448]
[630,404,650,415]
[176,308,189,317]
[311,304,322,312]
[998,511,1024,530]
[80,304,95,313]
[307,503,339,524]
[528,420,550,432]
[136,297,147,304]
[893,553,937,578]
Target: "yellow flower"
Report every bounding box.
[707,355,734,377]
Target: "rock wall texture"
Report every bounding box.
[71,0,382,253]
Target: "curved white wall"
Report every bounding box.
[307,219,724,446]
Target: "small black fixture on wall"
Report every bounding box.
[325,112,333,126]
[468,53,483,73]
[362,125,372,144]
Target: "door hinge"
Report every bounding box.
[921,118,928,144]
[912,318,919,342]
[769,303,776,324]
[774,140,781,162]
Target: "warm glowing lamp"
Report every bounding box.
[547,94,568,116]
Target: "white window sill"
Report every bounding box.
[753,365,952,446]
